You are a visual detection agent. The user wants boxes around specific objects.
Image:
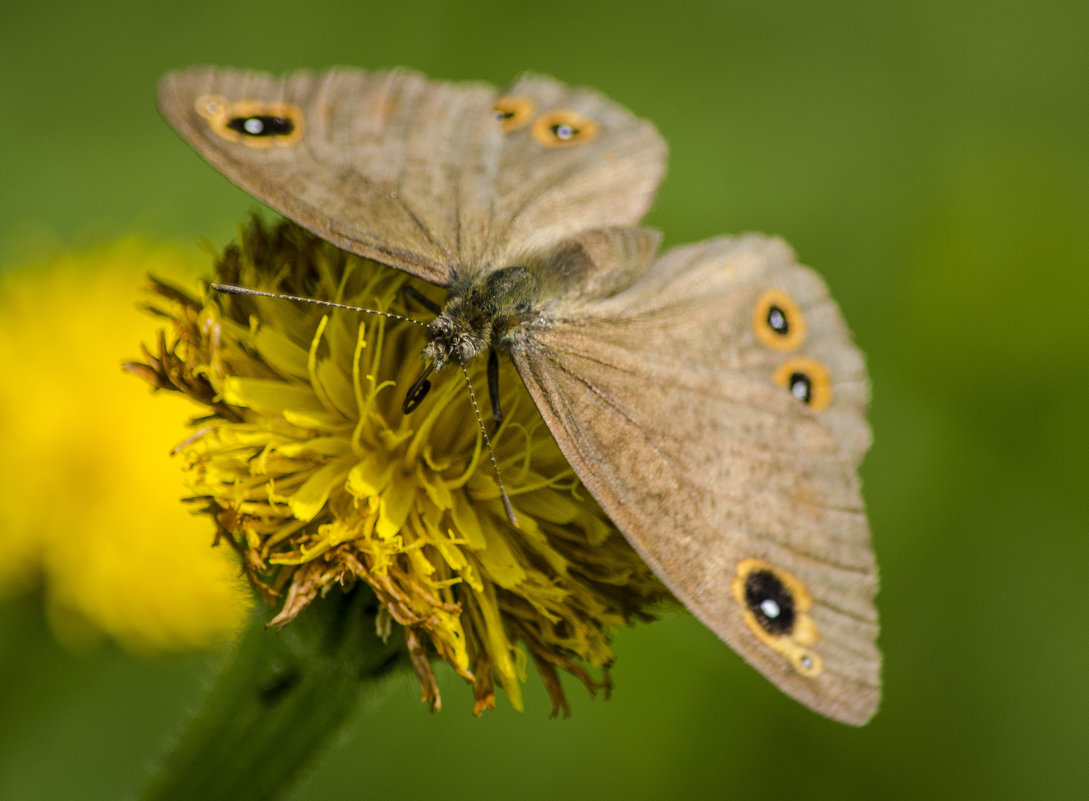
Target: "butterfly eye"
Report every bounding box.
[197,97,305,148]
[774,357,832,411]
[732,559,823,677]
[493,96,535,132]
[531,110,600,148]
[753,289,806,351]
[456,339,476,364]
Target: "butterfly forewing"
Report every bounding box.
[158,67,667,285]
[487,74,668,267]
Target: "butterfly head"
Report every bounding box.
[422,265,540,372]
[423,314,487,371]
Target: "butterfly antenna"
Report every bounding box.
[460,364,518,527]
[212,282,517,523]
[210,283,425,326]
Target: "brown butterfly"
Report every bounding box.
[158,67,880,724]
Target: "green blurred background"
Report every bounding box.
[2,0,1088,798]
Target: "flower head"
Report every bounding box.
[130,218,673,714]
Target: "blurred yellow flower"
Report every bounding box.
[131,219,673,714]
[0,236,251,652]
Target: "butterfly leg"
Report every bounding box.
[487,348,503,427]
[402,284,442,315]
[402,363,435,413]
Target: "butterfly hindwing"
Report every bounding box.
[511,230,879,724]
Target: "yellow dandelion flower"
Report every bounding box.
[131,218,673,714]
[0,237,251,652]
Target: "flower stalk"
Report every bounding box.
[141,587,405,801]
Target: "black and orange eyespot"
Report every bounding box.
[492,96,535,132]
[732,558,822,677]
[196,95,304,148]
[531,109,600,147]
[734,559,813,639]
[753,289,806,351]
[774,357,832,411]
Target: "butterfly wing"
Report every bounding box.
[511,231,879,724]
[158,67,667,285]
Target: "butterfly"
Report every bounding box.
[158,67,880,724]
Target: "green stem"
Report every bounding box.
[140,587,407,801]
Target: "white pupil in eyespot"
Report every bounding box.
[800,654,813,669]
[760,598,781,619]
[768,308,786,330]
[791,380,809,400]
[554,123,574,140]
[243,118,264,135]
